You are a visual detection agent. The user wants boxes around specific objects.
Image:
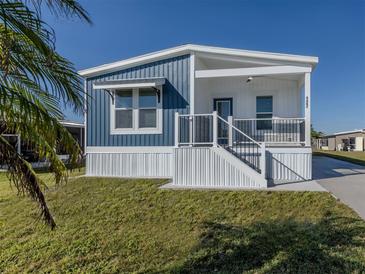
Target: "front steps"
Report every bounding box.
[172,147,267,188]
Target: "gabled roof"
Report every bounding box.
[78,44,319,78]
[322,129,365,138]
[334,129,365,135]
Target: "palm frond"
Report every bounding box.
[29,0,92,23]
[0,3,84,111]
[0,135,56,229]
[0,0,89,228]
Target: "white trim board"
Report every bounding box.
[86,146,311,154]
[84,175,173,179]
[86,146,174,153]
[266,147,312,153]
[195,66,311,78]
[79,44,319,78]
[94,82,160,90]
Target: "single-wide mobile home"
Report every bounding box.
[79,44,318,188]
[319,129,365,151]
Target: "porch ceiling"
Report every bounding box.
[195,74,302,81]
[197,55,273,69]
[195,66,311,79]
[195,51,316,70]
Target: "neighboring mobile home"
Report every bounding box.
[79,44,318,188]
[1,120,85,167]
[318,129,365,151]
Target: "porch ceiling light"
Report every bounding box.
[246,76,253,83]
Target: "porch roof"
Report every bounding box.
[92,77,166,90]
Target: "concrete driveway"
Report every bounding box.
[313,156,365,219]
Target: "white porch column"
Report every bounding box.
[189,116,193,146]
[189,54,195,147]
[212,111,218,147]
[228,116,233,147]
[174,112,179,147]
[304,72,311,147]
[83,79,87,156]
[189,53,195,115]
[260,142,266,180]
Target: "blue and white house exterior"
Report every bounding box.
[79,44,318,188]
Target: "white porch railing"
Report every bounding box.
[175,113,214,146]
[234,118,305,144]
[175,112,266,175]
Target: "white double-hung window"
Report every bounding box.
[111,87,162,134]
[114,89,133,129]
[139,88,157,128]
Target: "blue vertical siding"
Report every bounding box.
[86,54,190,146]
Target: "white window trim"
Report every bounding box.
[110,86,163,135]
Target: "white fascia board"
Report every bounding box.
[93,82,158,90]
[86,146,174,154]
[191,45,318,65]
[78,44,318,78]
[195,66,312,78]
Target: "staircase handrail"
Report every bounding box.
[217,115,262,146]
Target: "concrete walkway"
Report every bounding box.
[268,180,327,192]
[313,156,365,219]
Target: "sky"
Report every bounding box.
[44,0,365,134]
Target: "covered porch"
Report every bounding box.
[188,51,312,147]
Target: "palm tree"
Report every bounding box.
[311,125,324,139]
[0,0,91,229]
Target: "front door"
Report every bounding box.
[213,98,233,144]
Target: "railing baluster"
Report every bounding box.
[233,117,305,144]
[175,113,273,173]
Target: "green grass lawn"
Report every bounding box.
[1,173,365,273]
[313,150,365,166]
